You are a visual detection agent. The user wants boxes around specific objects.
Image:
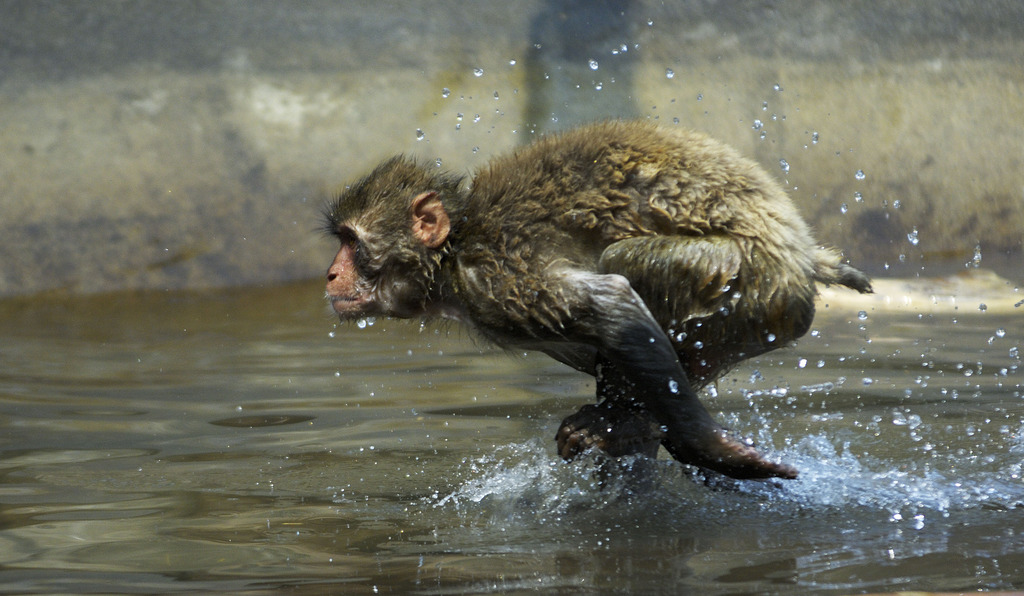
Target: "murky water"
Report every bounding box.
[1,275,1022,594]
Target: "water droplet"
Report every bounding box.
[798,358,807,368]
[493,91,499,100]
[858,310,868,320]
[435,158,443,167]
[907,228,919,246]
[779,159,790,174]
[473,114,481,123]
[773,83,783,91]
[969,244,983,268]
[766,333,777,343]
[588,59,599,70]
[696,93,703,101]
[811,131,820,144]
[441,88,450,98]
[978,303,988,312]
[665,68,675,79]
[668,379,679,394]
[854,191,864,202]
[855,169,866,180]
[840,203,849,214]
[508,59,517,66]
[996,328,1006,338]
[415,129,425,141]
[473,68,484,77]
[647,18,654,26]
[753,119,763,130]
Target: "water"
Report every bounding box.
[0,276,1022,594]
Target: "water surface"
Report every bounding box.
[0,276,1021,594]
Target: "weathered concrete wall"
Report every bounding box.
[1,0,1021,297]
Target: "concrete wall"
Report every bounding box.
[1,0,1022,297]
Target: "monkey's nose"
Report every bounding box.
[326,261,346,282]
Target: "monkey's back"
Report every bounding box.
[464,120,819,272]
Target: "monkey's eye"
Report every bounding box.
[336,227,371,270]
[334,226,358,246]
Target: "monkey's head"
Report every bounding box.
[323,156,465,320]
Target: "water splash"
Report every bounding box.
[431,440,629,518]
[430,429,1024,526]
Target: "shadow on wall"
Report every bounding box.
[524,0,640,133]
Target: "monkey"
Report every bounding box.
[323,120,872,481]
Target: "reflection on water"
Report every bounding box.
[0,275,1021,594]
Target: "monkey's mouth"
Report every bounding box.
[328,294,370,316]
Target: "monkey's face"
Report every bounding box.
[323,216,444,321]
[325,227,376,317]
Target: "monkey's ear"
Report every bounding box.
[411,191,451,249]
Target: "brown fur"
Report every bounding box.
[324,120,871,480]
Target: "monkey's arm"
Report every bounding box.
[559,271,797,479]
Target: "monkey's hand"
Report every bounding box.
[556,402,663,460]
[661,428,799,480]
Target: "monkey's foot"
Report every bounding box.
[664,428,798,480]
[556,403,664,460]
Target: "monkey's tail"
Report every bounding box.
[813,248,873,294]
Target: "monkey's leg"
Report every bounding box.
[561,270,797,480]
[556,357,663,460]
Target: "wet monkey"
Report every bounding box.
[323,121,872,480]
